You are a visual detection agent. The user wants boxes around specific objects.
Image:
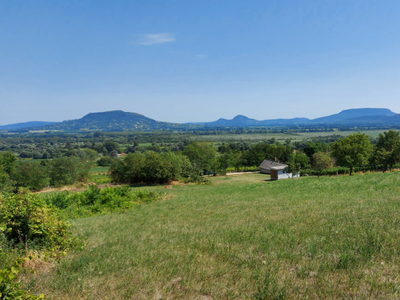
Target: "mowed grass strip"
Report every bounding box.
[25,173,400,299]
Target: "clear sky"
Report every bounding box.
[1,0,400,125]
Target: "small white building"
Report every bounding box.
[259,159,299,180]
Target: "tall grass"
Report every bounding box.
[25,172,400,299]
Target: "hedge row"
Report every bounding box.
[300,163,400,176]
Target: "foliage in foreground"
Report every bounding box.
[0,193,73,250]
[0,192,74,300]
[0,257,44,300]
[42,184,164,219]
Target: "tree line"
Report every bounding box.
[1,130,400,190]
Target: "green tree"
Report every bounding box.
[312,152,334,177]
[287,152,310,176]
[49,157,91,186]
[183,142,217,174]
[109,152,191,184]
[0,152,17,175]
[103,141,120,154]
[82,148,99,161]
[232,151,244,172]
[0,152,17,192]
[373,130,400,171]
[97,156,113,166]
[217,152,234,175]
[331,133,373,175]
[11,162,49,191]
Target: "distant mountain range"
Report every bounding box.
[190,108,398,127]
[1,108,400,132]
[0,121,60,130]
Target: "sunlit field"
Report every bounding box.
[26,172,400,299]
[192,130,399,143]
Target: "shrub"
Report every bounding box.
[43,185,164,219]
[49,157,91,187]
[109,151,192,184]
[0,193,73,250]
[97,156,113,167]
[0,170,14,194]
[300,167,350,176]
[11,162,49,191]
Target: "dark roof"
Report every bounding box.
[259,159,287,170]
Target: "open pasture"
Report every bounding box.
[26,172,400,299]
[191,129,399,142]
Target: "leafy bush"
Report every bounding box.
[300,167,350,176]
[182,174,211,185]
[49,157,91,187]
[43,184,164,219]
[11,162,49,191]
[109,151,192,184]
[96,156,113,167]
[0,193,73,250]
[0,152,17,193]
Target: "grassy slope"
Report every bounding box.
[26,173,400,299]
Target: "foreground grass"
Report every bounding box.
[25,172,400,299]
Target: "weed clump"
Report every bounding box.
[42,184,165,219]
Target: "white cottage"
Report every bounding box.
[259,159,299,180]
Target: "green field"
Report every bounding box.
[89,166,110,173]
[88,166,111,184]
[191,129,400,142]
[26,172,400,299]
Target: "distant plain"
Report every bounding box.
[191,129,400,142]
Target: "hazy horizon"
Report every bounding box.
[0,107,398,126]
[2,1,400,125]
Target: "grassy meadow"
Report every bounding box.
[192,129,400,143]
[25,172,400,299]
[88,166,112,184]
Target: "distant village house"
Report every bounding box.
[259,158,299,180]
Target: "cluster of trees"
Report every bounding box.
[331,131,400,175]
[110,152,192,184]
[0,152,93,192]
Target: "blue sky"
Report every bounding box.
[1,0,400,125]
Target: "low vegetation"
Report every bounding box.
[42,185,165,219]
[0,192,73,299]
[0,184,165,299]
